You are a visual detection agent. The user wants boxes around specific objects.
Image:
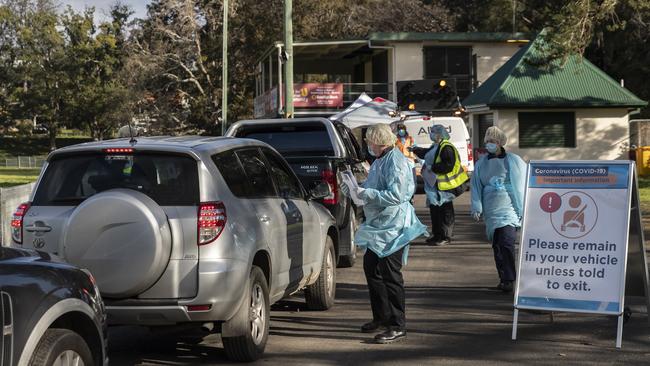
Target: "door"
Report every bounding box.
[261,148,320,284]
[336,123,368,183]
[235,148,298,296]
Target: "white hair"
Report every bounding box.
[484,126,508,146]
[366,124,396,146]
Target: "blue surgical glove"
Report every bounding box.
[471,211,481,222]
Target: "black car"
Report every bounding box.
[0,247,108,366]
[227,118,368,267]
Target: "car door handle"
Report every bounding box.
[259,215,270,223]
[24,224,52,233]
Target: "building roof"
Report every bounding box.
[463,36,648,109]
[369,32,530,43]
[256,32,531,63]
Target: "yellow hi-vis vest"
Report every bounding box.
[434,140,469,191]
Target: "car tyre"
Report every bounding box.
[305,236,336,310]
[30,328,94,366]
[338,211,358,268]
[222,266,269,362]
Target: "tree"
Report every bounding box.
[10,0,67,149]
[128,0,223,135]
[61,4,134,140]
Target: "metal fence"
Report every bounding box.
[0,156,47,168]
[0,182,35,246]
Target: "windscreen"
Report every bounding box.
[237,123,335,156]
[33,153,199,206]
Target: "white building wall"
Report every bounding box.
[472,43,524,85]
[393,43,423,81]
[492,108,630,161]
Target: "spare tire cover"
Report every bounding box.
[63,189,172,298]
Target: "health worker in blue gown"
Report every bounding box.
[470,126,526,293]
[340,124,427,344]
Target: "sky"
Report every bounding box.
[61,0,151,22]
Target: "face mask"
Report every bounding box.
[398,130,406,137]
[486,142,498,153]
[367,145,377,157]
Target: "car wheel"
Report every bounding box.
[305,236,336,310]
[222,266,270,362]
[30,328,94,366]
[338,211,358,268]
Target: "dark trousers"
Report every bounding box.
[363,248,405,329]
[429,201,455,241]
[492,225,517,282]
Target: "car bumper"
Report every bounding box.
[105,258,249,326]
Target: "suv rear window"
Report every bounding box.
[236,123,335,156]
[33,153,199,206]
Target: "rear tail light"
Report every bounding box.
[321,169,338,205]
[467,141,474,162]
[198,202,226,245]
[10,202,30,244]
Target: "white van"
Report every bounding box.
[398,116,474,174]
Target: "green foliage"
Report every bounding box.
[0,136,92,159]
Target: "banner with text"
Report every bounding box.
[293,83,343,108]
[515,161,632,314]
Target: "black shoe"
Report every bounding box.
[361,321,386,333]
[425,235,439,243]
[497,281,513,293]
[374,329,407,344]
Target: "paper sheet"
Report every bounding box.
[421,165,437,187]
[340,171,364,206]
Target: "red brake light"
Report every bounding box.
[187,304,212,312]
[103,148,134,154]
[467,141,474,162]
[198,202,226,245]
[11,202,30,244]
[422,116,431,121]
[321,169,338,205]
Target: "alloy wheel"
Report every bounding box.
[249,282,266,345]
[52,350,85,366]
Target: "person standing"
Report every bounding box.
[394,123,418,187]
[412,125,468,246]
[470,126,526,292]
[395,123,416,161]
[341,124,427,344]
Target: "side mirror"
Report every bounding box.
[309,181,331,200]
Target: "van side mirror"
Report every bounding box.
[309,181,331,200]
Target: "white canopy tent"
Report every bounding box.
[330,93,417,129]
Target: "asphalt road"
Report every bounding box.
[108,194,650,365]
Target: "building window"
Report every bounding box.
[423,46,473,99]
[518,112,576,148]
[477,113,494,147]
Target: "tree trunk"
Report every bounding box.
[48,127,56,151]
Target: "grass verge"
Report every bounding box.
[0,167,41,188]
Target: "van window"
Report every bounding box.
[235,123,335,156]
[34,153,199,206]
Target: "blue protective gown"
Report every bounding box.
[470,152,527,241]
[423,144,456,206]
[355,148,428,263]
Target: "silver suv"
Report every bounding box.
[10,136,338,361]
